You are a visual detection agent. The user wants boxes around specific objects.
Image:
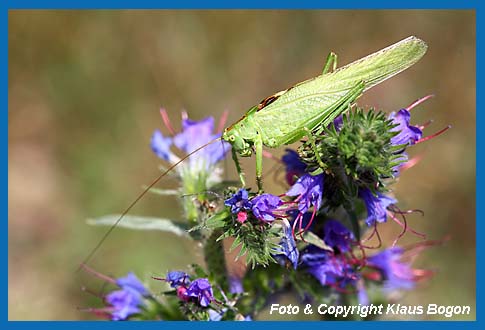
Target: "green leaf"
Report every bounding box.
[87,215,191,238]
[205,209,231,229]
[188,209,230,233]
[302,231,333,252]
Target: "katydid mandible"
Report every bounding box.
[222,36,427,191]
[80,36,427,267]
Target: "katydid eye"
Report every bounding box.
[229,136,235,141]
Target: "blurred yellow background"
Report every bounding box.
[8,10,475,320]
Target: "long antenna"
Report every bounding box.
[79,137,222,270]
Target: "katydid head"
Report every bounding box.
[222,126,252,156]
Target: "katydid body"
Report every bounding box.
[222,36,427,191]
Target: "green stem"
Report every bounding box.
[203,230,228,291]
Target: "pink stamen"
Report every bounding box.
[413,269,435,281]
[262,150,282,162]
[152,276,167,282]
[388,211,426,241]
[217,110,229,133]
[159,108,177,136]
[363,271,382,281]
[391,212,408,247]
[405,94,434,111]
[348,248,365,268]
[80,263,116,285]
[291,213,301,238]
[415,125,451,144]
[81,286,104,299]
[390,207,425,217]
[303,207,318,232]
[400,154,423,172]
[77,307,112,318]
[401,235,450,254]
[360,222,382,249]
[418,119,434,130]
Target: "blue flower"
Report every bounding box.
[115,272,149,296]
[224,188,252,214]
[208,308,227,321]
[228,276,244,294]
[359,188,397,226]
[286,174,324,214]
[150,130,174,162]
[106,272,148,321]
[323,220,354,253]
[186,278,214,307]
[166,271,190,288]
[368,247,415,292]
[356,280,369,306]
[106,289,144,321]
[302,247,357,288]
[282,149,307,185]
[174,116,229,167]
[389,109,422,146]
[331,115,344,132]
[275,221,300,269]
[151,114,230,168]
[251,193,283,222]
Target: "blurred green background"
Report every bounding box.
[8,10,475,320]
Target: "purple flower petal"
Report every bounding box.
[275,221,300,269]
[151,130,173,161]
[389,109,422,146]
[282,149,307,185]
[302,244,358,288]
[228,276,244,294]
[286,174,324,214]
[224,188,252,214]
[323,220,354,253]
[357,280,369,306]
[368,247,415,292]
[208,308,226,321]
[251,193,283,222]
[116,272,149,296]
[106,289,143,320]
[174,117,215,153]
[166,271,190,288]
[331,115,344,132]
[359,188,397,226]
[186,278,214,307]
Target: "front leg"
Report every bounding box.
[231,148,246,187]
[254,132,264,193]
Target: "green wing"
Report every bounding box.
[253,36,427,146]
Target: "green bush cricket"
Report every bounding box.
[80,36,427,266]
[223,36,427,191]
